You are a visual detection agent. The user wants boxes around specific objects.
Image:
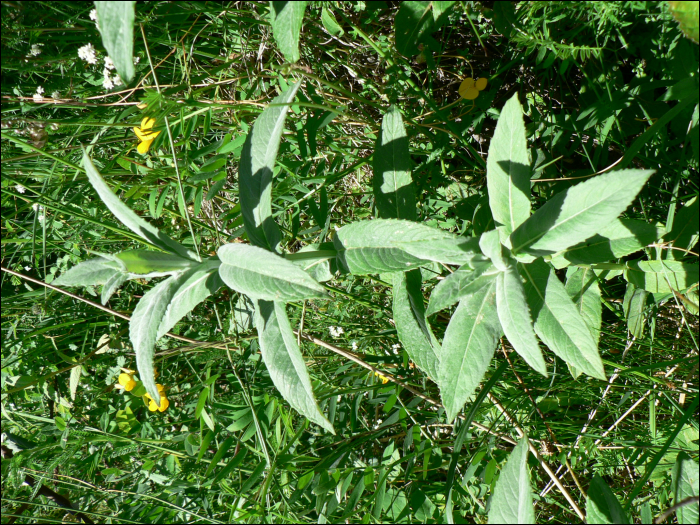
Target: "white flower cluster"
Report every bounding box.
[15,184,26,194]
[29,44,43,56]
[33,86,44,102]
[351,341,358,351]
[102,58,122,90]
[78,43,98,65]
[329,326,344,338]
[391,343,401,352]
[89,8,100,30]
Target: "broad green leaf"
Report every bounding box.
[101,271,128,305]
[486,93,531,243]
[321,6,344,36]
[69,365,81,401]
[239,82,301,251]
[218,243,327,301]
[497,266,547,376]
[624,260,699,293]
[54,257,123,287]
[393,270,440,380]
[269,1,307,63]
[519,259,606,380]
[665,196,699,260]
[426,261,496,316]
[157,259,224,338]
[82,151,198,260]
[586,474,631,524]
[291,243,337,283]
[116,249,197,276]
[488,436,535,524]
[480,229,507,270]
[374,106,416,221]
[255,300,334,433]
[438,276,501,422]
[131,273,186,404]
[565,267,602,344]
[395,1,434,56]
[671,452,699,524]
[669,1,700,43]
[509,169,654,256]
[549,218,664,269]
[334,219,480,274]
[622,283,647,338]
[95,1,135,83]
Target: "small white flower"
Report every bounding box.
[102,69,114,90]
[50,122,59,131]
[51,90,60,99]
[104,56,115,70]
[133,56,141,65]
[391,343,401,352]
[32,203,42,212]
[29,44,43,56]
[78,43,98,65]
[37,213,45,223]
[15,184,26,194]
[329,326,345,338]
[24,266,31,272]
[89,9,97,21]
[352,341,358,351]
[33,85,45,102]
[112,74,122,87]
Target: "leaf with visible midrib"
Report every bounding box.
[95,1,135,83]
[586,474,631,524]
[218,243,327,301]
[270,1,307,63]
[426,261,496,316]
[254,300,334,433]
[239,82,301,252]
[488,436,535,524]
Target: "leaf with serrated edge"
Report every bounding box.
[82,150,198,261]
[488,435,535,524]
[218,243,327,301]
[426,261,496,316]
[672,452,699,525]
[131,274,186,405]
[157,259,224,339]
[269,1,307,63]
[95,1,135,83]
[393,270,440,380]
[566,267,602,344]
[487,93,531,244]
[239,82,301,251]
[509,169,654,256]
[586,474,631,524]
[54,257,123,287]
[624,260,699,293]
[374,106,416,221]
[438,276,501,422]
[497,266,547,375]
[255,300,334,433]
[519,259,605,380]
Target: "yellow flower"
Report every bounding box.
[133,117,161,154]
[144,384,169,412]
[118,372,136,392]
[374,371,390,384]
[459,77,488,100]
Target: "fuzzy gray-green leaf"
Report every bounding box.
[269,1,307,63]
[95,1,135,83]
[488,436,535,524]
[426,261,496,316]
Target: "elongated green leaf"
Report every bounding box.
[321,6,344,36]
[82,151,198,261]
[624,260,699,293]
[487,93,531,243]
[95,1,135,83]
[549,218,664,268]
[671,452,699,525]
[334,219,480,274]
[255,300,334,433]
[565,267,602,345]
[426,261,496,316]
[519,259,606,380]
[218,243,327,301]
[622,283,647,339]
[393,270,440,380]
[497,266,547,376]
[270,1,307,63]
[116,249,197,276]
[239,82,301,251]
[131,274,186,404]
[480,229,507,270]
[395,1,434,56]
[438,276,501,422]
[374,106,416,221]
[586,474,631,524]
[488,436,535,524]
[54,257,123,287]
[157,259,224,338]
[101,271,128,305]
[665,196,699,260]
[509,169,654,256]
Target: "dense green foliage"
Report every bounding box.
[2,1,698,523]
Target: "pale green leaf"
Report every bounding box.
[672,452,699,524]
[233,294,255,331]
[664,196,699,260]
[426,261,496,316]
[82,150,198,260]
[95,1,135,83]
[255,300,334,433]
[101,271,128,305]
[54,257,123,287]
[519,259,606,380]
[486,93,531,243]
[488,436,535,524]
[565,267,602,344]
[438,276,501,422]
[509,169,654,256]
[622,283,647,338]
[625,260,699,293]
[586,474,631,524]
[497,266,547,376]
[374,106,416,221]
[69,365,81,401]
[239,82,301,251]
[393,270,440,380]
[321,6,344,36]
[218,243,327,301]
[269,1,307,63]
[116,249,197,276]
[480,229,507,270]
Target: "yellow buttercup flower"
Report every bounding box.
[144,383,169,412]
[459,77,488,100]
[133,117,161,154]
[118,372,136,392]
[374,371,390,384]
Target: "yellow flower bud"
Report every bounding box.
[118,373,136,391]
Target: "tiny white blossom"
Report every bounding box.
[50,122,59,131]
[37,213,45,223]
[352,341,358,351]
[89,9,97,21]
[32,203,42,212]
[133,56,141,65]
[51,90,60,99]
[33,86,44,102]
[104,56,115,70]
[329,326,345,338]
[112,74,122,87]
[102,69,114,90]
[78,43,98,65]
[29,44,43,56]
[15,184,26,194]
[24,266,31,271]
[391,343,401,352]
